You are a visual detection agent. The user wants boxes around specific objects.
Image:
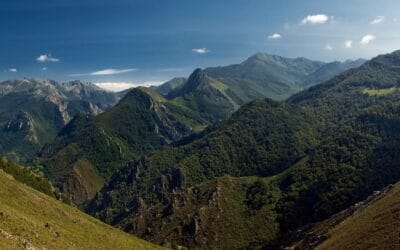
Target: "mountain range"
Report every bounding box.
[32,53,366,205]
[4,51,396,249]
[157,53,366,102]
[84,50,400,248]
[0,79,119,162]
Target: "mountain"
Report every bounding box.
[283,182,400,249]
[36,53,366,206]
[304,58,367,85]
[0,163,160,249]
[86,50,400,249]
[203,53,366,102]
[167,69,240,123]
[35,87,203,205]
[156,53,365,108]
[0,79,119,162]
[153,77,186,96]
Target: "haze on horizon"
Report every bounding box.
[2,0,400,91]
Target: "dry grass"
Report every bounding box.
[0,170,163,250]
[317,183,400,250]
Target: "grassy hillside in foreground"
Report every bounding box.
[283,182,400,249]
[317,182,400,250]
[0,156,59,199]
[0,170,161,250]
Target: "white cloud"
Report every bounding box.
[268,33,282,40]
[8,68,17,73]
[345,40,353,48]
[371,16,385,24]
[301,14,330,25]
[42,67,47,71]
[36,54,60,63]
[325,44,333,51]
[95,80,165,92]
[70,68,137,77]
[192,48,209,54]
[360,34,376,45]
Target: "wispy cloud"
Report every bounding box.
[371,16,385,24]
[70,68,137,77]
[95,80,165,92]
[325,44,333,51]
[192,48,209,54]
[42,67,47,71]
[36,54,60,62]
[360,34,376,45]
[8,68,17,73]
[345,40,353,48]
[301,14,330,25]
[268,33,282,40]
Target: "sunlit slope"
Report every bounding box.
[317,182,400,250]
[0,170,161,250]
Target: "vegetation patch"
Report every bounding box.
[362,87,396,96]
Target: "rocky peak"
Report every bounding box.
[167,69,208,98]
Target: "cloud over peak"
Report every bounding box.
[301,14,330,25]
[36,54,60,63]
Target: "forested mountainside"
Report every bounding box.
[0,39,363,169]
[86,50,400,249]
[37,53,358,207]
[0,79,119,162]
[0,163,161,250]
[34,87,199,205]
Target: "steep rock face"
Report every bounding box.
[88,159,279,249]
[0,79,119,162]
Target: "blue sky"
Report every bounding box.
[2,0,400,91]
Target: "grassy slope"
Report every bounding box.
[0,170,161,250]
[317,182,400,250]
